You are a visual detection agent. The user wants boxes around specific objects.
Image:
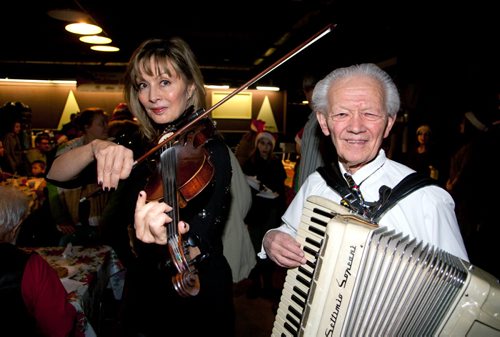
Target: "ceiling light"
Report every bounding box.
[80,35,112,44]
[47,9,90,22]
[205,84,230,90]
[0,78,77,85]
[264,47,276,57]
[253,58,264,66]
[90,45,120,52]
[256,86,280,91]
[65,23,102,35]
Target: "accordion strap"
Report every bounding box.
[371,171,437,221]
[317,164,437,222]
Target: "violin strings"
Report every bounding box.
[161,147,179,234]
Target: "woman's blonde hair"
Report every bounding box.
[124,37,206,141]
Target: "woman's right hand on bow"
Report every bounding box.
[91,139,134,189]
[47,139,134,190]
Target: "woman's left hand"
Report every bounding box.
[134,190,189,244]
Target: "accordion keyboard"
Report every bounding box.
[271,196,353,337]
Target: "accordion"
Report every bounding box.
[272,195,500,336]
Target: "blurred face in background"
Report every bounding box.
[37,138,52,153]
[256,137,273,160]
[417,128,431,146]
[84,113,109,141]
[13,122,21,134]
[31,162,46,177]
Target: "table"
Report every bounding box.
[22,245,126,337]
[0,176,46,212]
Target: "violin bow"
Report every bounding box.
[80,24,334,203]
[133,23,336,167]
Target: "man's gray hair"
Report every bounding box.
[0,186,30,240]
[311,63,401,118]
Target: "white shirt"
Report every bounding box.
[259,149,469,261]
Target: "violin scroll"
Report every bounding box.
[167,231,209,297]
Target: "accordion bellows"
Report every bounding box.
[272,195,500,336]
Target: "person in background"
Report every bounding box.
[293,72,335,193]
[61,113,80,140]
[47,37,235,337]
[110,102,136,122]
[53,131,69,147]
[47,107,110,246]
[242,131,287,299]
[107,102,142,156]
[26,132,53,168]
[446,94,500,278]
[262,63,468,272]
[0,185,77,337]
[0,140,13,181]
[404,124,443,184]
[16,158,54,247]
[446,110,490,193]
[2,119,29,176]
[30,159,46,178]
[223,149,256,286]
[234,118,266,167]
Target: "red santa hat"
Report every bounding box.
[250,119,266,133]
[255,131,277,149]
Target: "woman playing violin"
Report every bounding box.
[47,37,235,336]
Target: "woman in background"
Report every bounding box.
[2,119,28,176]
[242,131,287,299]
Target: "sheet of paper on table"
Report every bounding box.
[61,277,85,294]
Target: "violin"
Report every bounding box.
[142,116,215,296]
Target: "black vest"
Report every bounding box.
[0,243,40,336]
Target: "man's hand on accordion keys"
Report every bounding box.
[263,229,307,268]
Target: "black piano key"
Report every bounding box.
[292,285,307,299]
[286,312,300,329]
[308,224,326,237]
[305,236,321,249]
[311,207,334,220]
[296,274,310,288]
[288,304,301,320]
[297,265,313,279]
[303,245,317,256]
[291,293,305,308]
[284,322,298,336]
[304,260,315,270]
